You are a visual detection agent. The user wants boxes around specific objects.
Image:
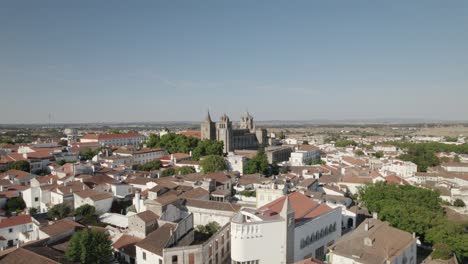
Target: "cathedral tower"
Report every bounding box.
[217,113,232,153]
[201,110,216,140]
[240,111,255,132]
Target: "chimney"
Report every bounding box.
[364,223,369,231]
[82,184,86,190]
[412,232,416,239]
[372,212,378,219]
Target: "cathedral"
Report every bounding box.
[201,111,267,153]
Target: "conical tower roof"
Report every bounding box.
[204,110,212,122]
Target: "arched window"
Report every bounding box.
[333,223,336,231]
[316,231,319,240]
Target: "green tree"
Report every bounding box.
[74,204,98,225]
[6,197,26,213]
[146,134,161,148]
[29,207,38,215]
[9,160,30,172]
[192,140,224,161]
[178,166,196,175]
[107,129,121,134]
[75,204,96,218]
[57,159,66,166]
[374,151,384,158]
[48,203,71,220]
[432,243,453,260]
[79,148,99,161]
[426,222,468,261]
[161,168,176,177]
[244,147,269,175]
[58,139,68,146]
[65,229,112,264]
[354,150,365,156]
[137,160,162,171]
[200,155,227,173]
[454,155,461,163]
[157,133,199,154]
[453,199,465,207]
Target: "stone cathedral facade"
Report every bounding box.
[201,111,267,153]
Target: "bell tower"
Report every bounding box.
[201,110,216,140]
[217,113,232,153]
[240,111,255,132]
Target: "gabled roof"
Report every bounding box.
[39,218,83,237]
[113,234,141,258]
[0,248,60,264]
[1,170,31,179]
[0,215,32,229]
[136,223,175,256]
[134,210,159,223]
[74,190,113,201]
[185,199,241,212]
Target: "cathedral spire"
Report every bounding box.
[205,109,212,122]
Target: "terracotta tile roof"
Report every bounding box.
[74,190,113,201]
[0,248,60,264]
[258,192,333,222]
[134,210,160,223]
[136,223,175,255]
[0,215,32,229]
[39,218,83,237]
[1,170,30,179]
[330,218,416,263]
[185,199,241,212]
[83,174,118,185]
[112,234,141,258]
[177,130,201,139]
[81,132,140,140]
[54,182,89,195]
[178,187,209,200]
[153,194,179,206]
[385,175,409,185]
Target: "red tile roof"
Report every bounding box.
[81,132,140,140]
[258,192,333,222]
[0,215,32,228]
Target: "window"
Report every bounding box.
[172,255,178,264]
[34,197,39,202]
[159,260,162,264]
[9,228,13,233]
[142,252,146,260]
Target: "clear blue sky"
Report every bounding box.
[1,0,467,123]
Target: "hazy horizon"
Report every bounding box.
[1,1,467,123]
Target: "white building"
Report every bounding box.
[373,145,397,153]
[226,152,247,175]
[328,218,417,264]
[73,190,113,214]
[80,132,145,146]
[0,215,37,249]
[380,160,417,178]
[114,148,168,165]
[289,145,322,166]
[231,191,342,264]
[441,162,468,173]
